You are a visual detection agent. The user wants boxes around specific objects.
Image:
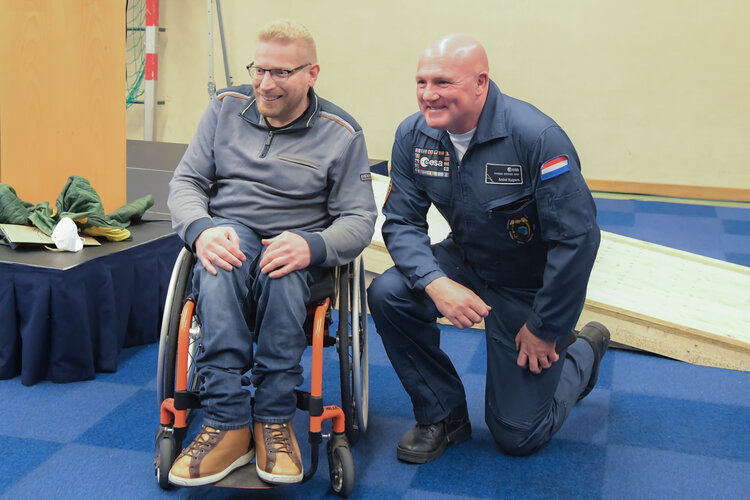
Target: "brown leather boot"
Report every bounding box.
[168,425,254,487]
[254,421,303,484]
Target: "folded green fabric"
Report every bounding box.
[0,175,154,238]
[0,184,35,225]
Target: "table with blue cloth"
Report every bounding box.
[0,220,181,386]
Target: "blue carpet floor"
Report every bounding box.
[1,195,749,499]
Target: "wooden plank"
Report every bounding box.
[366,174,750,371]
[587,179,750,203]
[585,232,750,348]
[578,303,750,372]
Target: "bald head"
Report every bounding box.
[420,34,489,76]
[415,34,490,133]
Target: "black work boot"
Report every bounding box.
[577,321,611,402]
[397,402,472,464]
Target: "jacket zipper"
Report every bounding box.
[259,130,275,158]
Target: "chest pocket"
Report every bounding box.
[414,174,452,205]
[481,191,539,245]
[476,183,534,215]
[486,194,534,215]
[277,155,319,169]
[271,155,326,193]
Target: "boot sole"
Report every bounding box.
[397,439,448,464]
[256,464,303,484]
[168,449,255,487]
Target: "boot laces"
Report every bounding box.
[184,426,221,458]
[264,423,293,455]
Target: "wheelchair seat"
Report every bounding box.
[307,268,336,306]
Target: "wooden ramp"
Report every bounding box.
[364,174,750,372]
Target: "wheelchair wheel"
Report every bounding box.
[157,247,194,405]
[327,442,355,497]
[350,257,369,434]
[337,256,369,445]
[156,432,177,489]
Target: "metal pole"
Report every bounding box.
[144,0,159,140]
[215,0,233,87]
[207,0,215,98]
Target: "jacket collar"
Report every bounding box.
[416,80,509,144]
[240,88,320,132]
[474,80,509,143]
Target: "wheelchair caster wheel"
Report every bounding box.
[328,443,355,497]
[156,434,177,489]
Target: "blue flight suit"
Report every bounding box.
[367,81,601,456]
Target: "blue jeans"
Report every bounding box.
[192,217,323,429]
[367,237,595,456]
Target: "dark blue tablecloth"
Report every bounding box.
[0,221,182,386]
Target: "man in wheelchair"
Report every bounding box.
[166,19,376,487]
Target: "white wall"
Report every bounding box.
[127,0,750,193]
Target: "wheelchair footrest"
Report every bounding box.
[214,463,274,489]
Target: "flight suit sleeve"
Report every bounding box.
[381,126,447,289]
[525,126,601,343]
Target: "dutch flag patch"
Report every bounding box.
[540,155,570,181]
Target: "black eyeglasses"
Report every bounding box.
[246,62,310,81]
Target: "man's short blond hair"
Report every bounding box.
[258,18,317,63]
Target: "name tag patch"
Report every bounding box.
[360,172,372,182]
[414,148,450,178]
[486,164,523,185]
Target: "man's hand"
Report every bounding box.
[259,231,311,278]
[515,324,559,374]
[425,276,491,329]
[195,226,246,275]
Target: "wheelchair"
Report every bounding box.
[154,247,369,497]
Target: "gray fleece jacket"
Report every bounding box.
[168,85,377,267]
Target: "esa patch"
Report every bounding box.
[507,215,534,244]
[540,155,570,181]
[486,164,523,185]
[414,148,450,178]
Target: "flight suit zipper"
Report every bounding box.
[451,142,470,233]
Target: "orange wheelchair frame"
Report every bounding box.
[154,248,368,497]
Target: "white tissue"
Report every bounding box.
[51,217,84,252]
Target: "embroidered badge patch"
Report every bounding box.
[507,215,534,244]
[486,164,523,185]
[540,155,570,181]
[414,148,450,178]
[360,172,372,182]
